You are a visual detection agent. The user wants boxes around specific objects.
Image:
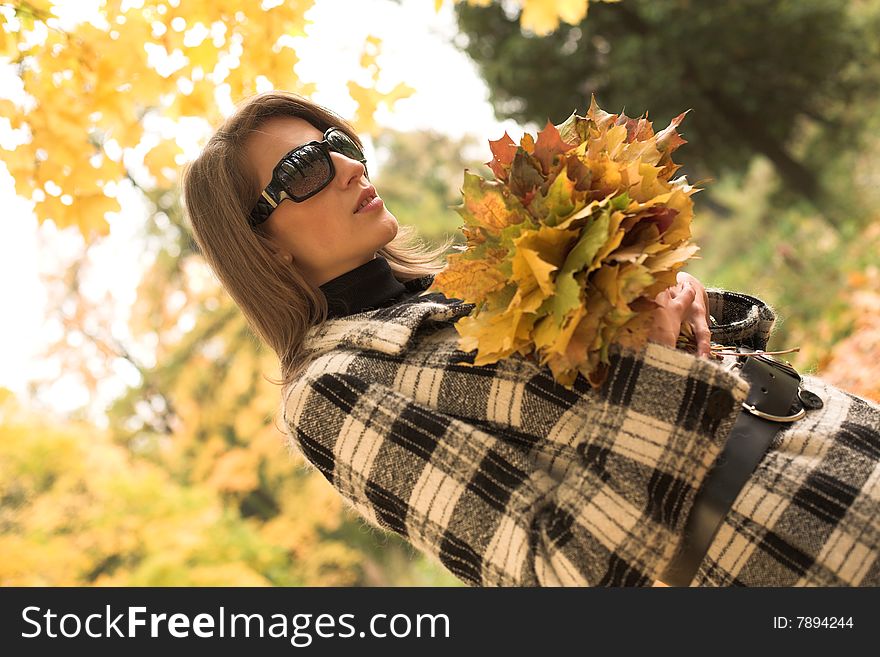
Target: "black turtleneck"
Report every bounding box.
[318,255,439,318]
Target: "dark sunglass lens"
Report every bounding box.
[327,129,364,161]
[279,146,330,198]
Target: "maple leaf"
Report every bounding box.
[433,251,509,302]
[455,171,530,236]
[528,169,578,225]
[557,109,591,145]
[509,149,545,203]
[532,120,578,175]
[511,225,577,295]
[486,131,517,182]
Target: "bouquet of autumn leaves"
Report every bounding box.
[429,97,700,390]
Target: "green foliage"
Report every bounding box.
[686,158,880,376]
[453,0,880,222]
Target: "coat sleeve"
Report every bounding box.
[706,288,779,351]
[281,341,751,587]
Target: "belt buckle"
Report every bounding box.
[735,348,806,423]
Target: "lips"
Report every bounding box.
[354,186,378,214]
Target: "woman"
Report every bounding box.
[181,90,880,587]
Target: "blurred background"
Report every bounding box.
[1,0,878,586]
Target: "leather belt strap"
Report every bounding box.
[658,347,804,586]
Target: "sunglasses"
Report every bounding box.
[249,126,368,227]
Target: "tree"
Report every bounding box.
[435,0,619,36]
[0,0,412,239]
[452,0,880,220]
[0,389,369,585]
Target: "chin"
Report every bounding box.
[379,208,399,238]
[365,213,398,254]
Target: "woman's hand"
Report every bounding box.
[648,271,712,357]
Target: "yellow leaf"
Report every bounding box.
[0,24,10,58]
[382,80,416,107]
[35,195,74,230]
[0,145,36,185]
[71,192,119,238]
[643,243,700,273]
[520,0,590,36]
[517,248,558,295]
[432,249,509,301]
[143,139,183,183]
[455,307,522,363]
[347,80,380,137]
[511,226,577,294]
[0,99,23,130]
[267,45,302,89]
[359,35,382,78]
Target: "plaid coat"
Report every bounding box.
[281,287,880,586]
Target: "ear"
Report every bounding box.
[260,231,293,264]
[271,244,293,264]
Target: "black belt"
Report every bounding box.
[658,346,821,586]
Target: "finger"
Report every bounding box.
[673,283,697,308]
[656,283,680,303]
[668,280,687,299]
[694,320,712,358]
[701,289,710,323]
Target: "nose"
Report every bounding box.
[332,151,368,185]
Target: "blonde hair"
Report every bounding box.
[180,90,455,391]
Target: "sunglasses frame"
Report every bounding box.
[248,126,368,227]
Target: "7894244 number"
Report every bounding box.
[773,616,854,629]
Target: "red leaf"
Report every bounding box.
[533,120,577,175]
[486,131,517,181]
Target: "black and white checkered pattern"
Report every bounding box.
[281,288,880,586]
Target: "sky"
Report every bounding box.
[0,0,540,423]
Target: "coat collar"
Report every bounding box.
[319,255,419,318]
[303,292,475,358]
[308,254,474,357]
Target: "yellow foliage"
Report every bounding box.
[261,475,345,555]
[1,0,403,239]
[347,36,415,137]
[208,448,260,493]
[0,393,366,586]
[143,138,184,184]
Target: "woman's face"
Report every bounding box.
[245,116,399,287]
